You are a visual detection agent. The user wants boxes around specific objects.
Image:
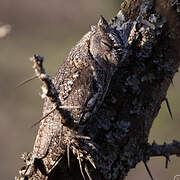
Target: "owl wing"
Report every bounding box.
[32,96,65,174]
[32,33,108,174]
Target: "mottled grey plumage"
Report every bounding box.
[32,16,123,176]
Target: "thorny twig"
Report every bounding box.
[30,55,80,125]
[146,141,180,157]
[30,54,62,106]
[144,140,180,171]
[142,140,180,179]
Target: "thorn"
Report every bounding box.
[143,161,154,180]
[165,155,170,168]
[84,163,93,180]
[171,79,175,87]
[77,151,86,180]
[165,97,173,120]
[165,157,168,169]
[31,108,56,128]
[31,104,80,128]
[67,142,70,168]
[15,75,38,89]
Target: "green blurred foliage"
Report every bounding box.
[0,0,179,179]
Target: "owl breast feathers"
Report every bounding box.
[32,16,122,175]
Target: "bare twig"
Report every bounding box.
[30,55,62,106]
[30,55,80,126]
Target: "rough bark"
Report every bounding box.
[16,0,180,179]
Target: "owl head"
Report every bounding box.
[89,16,122,69]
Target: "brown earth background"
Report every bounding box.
[0,0,180,179]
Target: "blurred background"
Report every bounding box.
[0,0,179,179]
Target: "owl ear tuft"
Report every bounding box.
[97,16,109,33]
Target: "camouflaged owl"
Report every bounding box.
[31,16,123,178]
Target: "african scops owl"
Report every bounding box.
[32,16,123,177]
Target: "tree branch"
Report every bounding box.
[146,140,180,158]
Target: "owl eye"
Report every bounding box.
[101,39,112,50]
